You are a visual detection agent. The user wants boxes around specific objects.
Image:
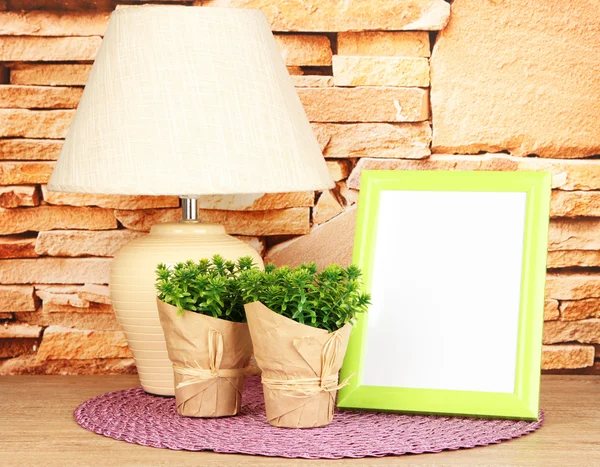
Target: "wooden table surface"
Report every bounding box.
[0,375,598,466]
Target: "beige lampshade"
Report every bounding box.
[47,6,333,196]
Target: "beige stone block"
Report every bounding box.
[41,301,112,315]
[0,206,116,235]
[549,219,600,251]
[0,355,136,375]
[266,207,356,268]
[347,155,521,189]
[547,250,600,269]
[35,288,89,309]
[290,75,333,88]
[326,160,352,182]
[0,36,101,61]
[541,344,595,370]
[196,0,450,32]
[113,208,180,232]
[115,207,310,235]
[77,284,110,305]
[544,299,560,321]
[0,139,62,160]
[0,85,82,109]
[0,186,39,208]
[333,56,430,87]
[551,191,600,218]
[17,311,120,331]
[0,162,54,185]
[37,326,132,360]
[560,299,600,321]
[517,158,600,190]
[0,235,37,259]
[35,229,144,257]
[10,64,92,86]
[0,285,36,312]
[543,319,600,345]
[196,191,314,211]
[338,31,430,57]
[0,11,109,36]
[41,186,179,210]
[0,323,42,339]
[35,284,86,294]
[199,208,310,236]
[313,190,343,225]
[546,273,600,300]
[312,122,431,159]
[348,155,600,190]
[0,258,111,284]
[0,109,73,138]
[298,87,429,122]
[430,0,600,158]
[274,34,331,66]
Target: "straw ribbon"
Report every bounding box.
[261,329,354,397]
[173,327,248,390]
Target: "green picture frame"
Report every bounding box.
[337,170,551,420]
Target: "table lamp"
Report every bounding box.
[47,6,334,395]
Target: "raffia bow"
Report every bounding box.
[173,327,249,389]
[261,329,354,397]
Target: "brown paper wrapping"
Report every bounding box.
[157,299,252,417]
[244,301,352,428]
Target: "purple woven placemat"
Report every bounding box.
[74,376,543,459]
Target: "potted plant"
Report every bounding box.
[240,263,370,428]
[155,255,258,417]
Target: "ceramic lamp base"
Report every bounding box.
[110,222,264,396]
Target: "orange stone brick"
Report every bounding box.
[0,258,111,284]
[37,326,132,360]
[10,64,92,86]
[337,31,430,57]
[0,36,101,61]
[546,273,600,300]
[115,207,310,235]
[274,34,332,66]
[41,186,180,209]
[0,10,109,36]
[543,319,600,345]
[196,0,450,32]
[298,87,429,123]
[35,229,144,257]
[0,139,62,160]
[0,285,36,311]
[0,109,73,138]
[0,235,37,259]
[560,299,600,321]
[541,344,595,369]
[0,205,116,235]
[0,185,40,207]
[0,85,82,109]
[0,162,55,185]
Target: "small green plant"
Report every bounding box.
[239,263,370,332]
[155,255,258,322]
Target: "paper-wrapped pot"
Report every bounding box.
[157,299,252,417]
[244,301,352,428]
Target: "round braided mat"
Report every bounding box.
[74,376,543,459]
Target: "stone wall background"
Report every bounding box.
[0,0,598,375]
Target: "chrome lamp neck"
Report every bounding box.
[180,197,199,222]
